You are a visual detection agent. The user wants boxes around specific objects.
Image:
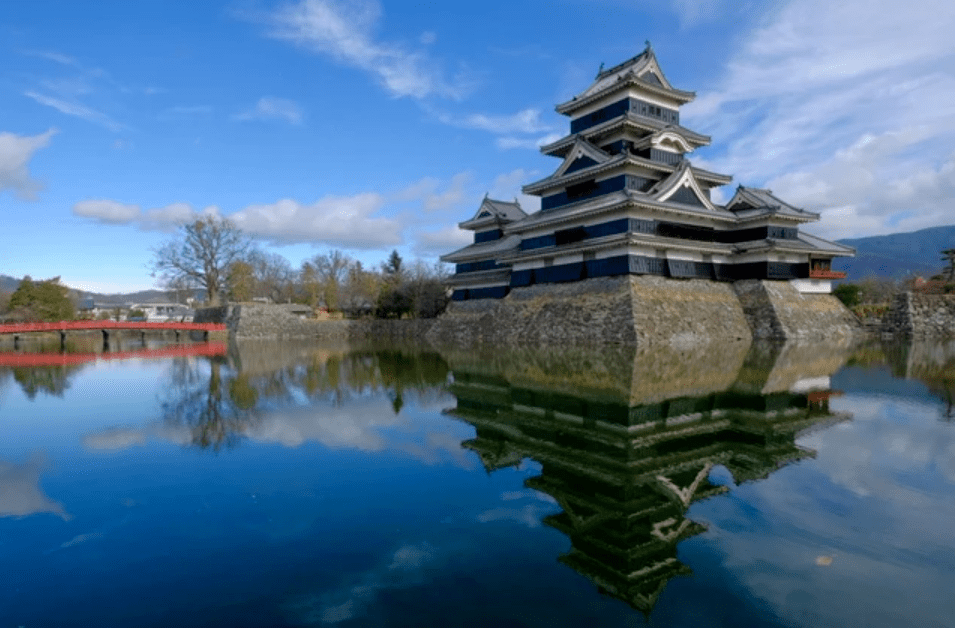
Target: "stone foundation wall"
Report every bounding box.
[734,280,862,342]
[197,278,869,346]
[881,292,955,337]
[428,276,752,346]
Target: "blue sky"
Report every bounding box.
[2,0,953,293]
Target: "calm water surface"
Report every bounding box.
[0,336,952,627]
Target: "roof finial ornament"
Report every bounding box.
[598,62,604,75]
[645,40,653,52]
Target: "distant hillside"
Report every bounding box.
[0,274,201,305]
[833,225,954,281]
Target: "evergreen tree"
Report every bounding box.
[7,276,75,322]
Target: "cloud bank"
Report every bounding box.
[685,0,954,238]
[260,0,471,100]
[0,128,56,200]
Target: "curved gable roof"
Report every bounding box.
[648,162,719,211]
[459,197,527,230]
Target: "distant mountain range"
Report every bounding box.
[833,225,954,281]
[2,225,952,300]
[0,275,201,306]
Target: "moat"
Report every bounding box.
[0,337,952,627]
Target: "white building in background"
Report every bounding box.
[130,302,194,322]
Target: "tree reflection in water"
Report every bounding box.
[157,343,453,451]
[160,355,268,452]
[11,365,83,399]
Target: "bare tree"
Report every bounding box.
[248,250,294,303]
[150,217,252,306]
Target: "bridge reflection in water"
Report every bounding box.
[441,340,853,614]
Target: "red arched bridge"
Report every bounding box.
[0,320,227,349]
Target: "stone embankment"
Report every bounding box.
[196,278,907,346]
[428,277,860,346]
[880,292,954,338]
[194,303,432,342]
[733,280,861,343]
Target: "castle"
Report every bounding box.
[442,44,852,303]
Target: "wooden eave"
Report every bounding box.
[556,75,696,115]
[446,269,512,287]
[458,216,499,230]
[728,207,820,225]
[524,153,729,197]
[504,192,742,236]
[541,115,711,157]
[498,231,733,265]
[440,235,522,263]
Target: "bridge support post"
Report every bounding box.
[203,330,209,342]
[60,331,67,351]
[141,331,146,344]
[13,335,19,349]
[102,329,110,351]
[175,330,180,341]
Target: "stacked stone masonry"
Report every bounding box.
[198,279,950,346]
[881,293,955,338]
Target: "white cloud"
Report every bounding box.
[144,202,220,230]
[22,49,80,67]
[395,172,472,212]
[683,0,954,237]
[439,108,552,135]
[260,0,471,100]
[72,200,219,232]
[24,90,124,132]
[73,199,141,224]
[418,31,436,45]
[231,194,400,248]
[0,455,70,520]
[670,0,724,27]
[72,193,401,249]
[0,128,56,200]
[495,132,562,151]
[488,168,539,212]
[233,96,304,125]
[413,225,471,257]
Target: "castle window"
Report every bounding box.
[566,179,599,199]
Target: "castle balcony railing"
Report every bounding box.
[808,269,846,279]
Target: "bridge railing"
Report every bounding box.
[0,321,227,334]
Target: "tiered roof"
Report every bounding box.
[555,45,696,115]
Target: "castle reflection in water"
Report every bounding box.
[441,340,852,614]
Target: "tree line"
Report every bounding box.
[0,217,452,322]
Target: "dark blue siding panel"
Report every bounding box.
[519,234,557,251]
[586,256,630,277]
[541,263,585,283]
[455,259,502,274]
[570,98,631,133]
[474,229,503,244]
[510,269,534,287]
[564,155,598,174]
[542,174,628,211]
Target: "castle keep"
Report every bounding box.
[442,44,853,302]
